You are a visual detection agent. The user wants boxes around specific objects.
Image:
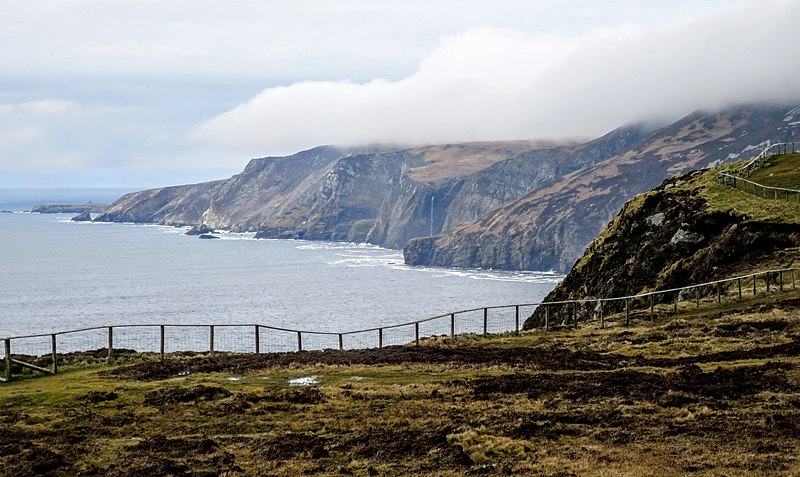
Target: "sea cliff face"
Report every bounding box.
[95,130,646,249]
[403,104,800,272]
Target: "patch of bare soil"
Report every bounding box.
[103,345,640,381]
[468,362,795,403]
[105,335,800,383]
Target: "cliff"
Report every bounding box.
[523,153,800,329]
[404,104,800,272]
[95,130,646,249]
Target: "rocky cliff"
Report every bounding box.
[404,104,800,272]
[523,153,800,329]
[95,129,646,249]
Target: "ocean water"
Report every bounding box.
[0,201,561,353]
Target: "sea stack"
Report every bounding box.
[71,210,93,222]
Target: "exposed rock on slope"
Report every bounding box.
[404,104,800,272]
[523,156,800,329]
[95,130,646,249]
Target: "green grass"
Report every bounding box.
[748,153,800,189]
[2,298,800,475]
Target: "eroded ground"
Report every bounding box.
[2,298,800,476]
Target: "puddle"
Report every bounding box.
[288,375,319,386]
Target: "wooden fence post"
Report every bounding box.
[51,334,58,374]
[450,314,455,339]
[766,273,770,292]
[599,300,605,329]
[338,333,343,351]
[483,308,488,336]
[717,283,722,303]
[625,299,630,326]
[4,339,11,382]
[753,274,757,296]
[573,302,578,329]
[695,287,700,307]
[107,327,113,360]
[738,278,742,300]
[378,328,383,349]
[254,326,260,354]
[209,326,215,356]
[515,305,520,334]
[544,305,550,331]
[160,325,165,361]
[649,295,654,317]
[780,271,784,291]
[297,331,303,352]
[415,323,420,346]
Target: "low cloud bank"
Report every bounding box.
[194,0,800,156]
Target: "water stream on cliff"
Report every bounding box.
[0,209,561,349]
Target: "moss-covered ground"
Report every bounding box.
[3,291,800,476]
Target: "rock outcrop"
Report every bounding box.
[186,224,215,236]
[70,210,92,222]
[404,104,800,272]
[523,158,800,329]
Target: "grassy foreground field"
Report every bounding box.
[2,295,800,476]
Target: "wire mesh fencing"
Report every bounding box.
[3,267,800,383]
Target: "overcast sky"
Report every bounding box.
[1,0,799,188]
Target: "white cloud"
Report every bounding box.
[0,0,791,187]
[193,0,800,156]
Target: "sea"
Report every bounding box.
[0,189,561,353]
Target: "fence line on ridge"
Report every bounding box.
[741,142,798,173]
[715,143,800,202]
[3,266,799,383]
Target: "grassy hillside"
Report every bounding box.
[2,290,800,476]
[748,153,800,189]
[527,154,800,325]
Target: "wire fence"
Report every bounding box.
[2,266,798,383]
[741,142,799,173]
[717,171,800,202]
[715,143,800,202]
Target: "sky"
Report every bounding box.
[1,0,799,189]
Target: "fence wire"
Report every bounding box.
[10,335,51,358]
[113,326,160,353]
[58,328,107,355]
[164,326,210,354]
[214,325,257,353]
[3,268,799,373]
[341,330,374,350]
[260,328,300,354]
[300,332,340,352]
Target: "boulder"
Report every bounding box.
[186,224,215,236]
